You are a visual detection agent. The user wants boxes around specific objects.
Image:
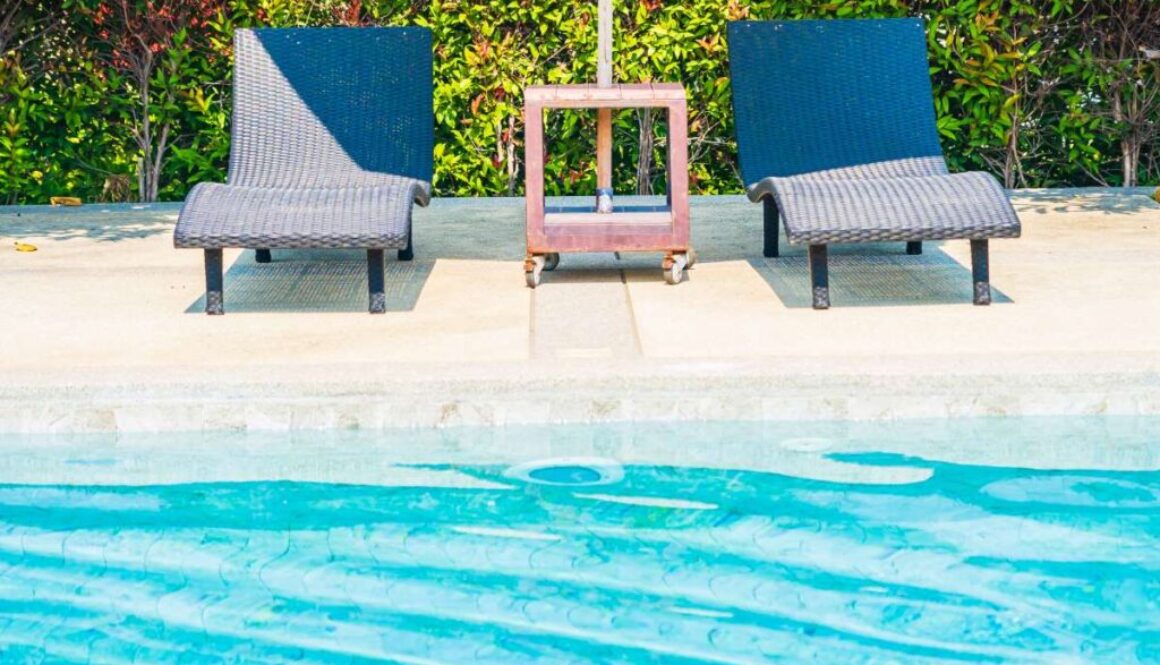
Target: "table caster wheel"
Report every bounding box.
[525,254,546,288]
[544,252,560,271]
[686,247,697,268]
[664,252,688,285]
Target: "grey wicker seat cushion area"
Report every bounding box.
[174,27,433,251]
[174,177,430,249]
[751,171,1021,245]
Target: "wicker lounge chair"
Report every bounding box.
[727,18,1020,309]
[174,27,433,314]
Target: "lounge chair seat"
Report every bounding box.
[174,26,433,315]
[727,18,1022,308]
[174,178,430,250]
[750,172,1021,245]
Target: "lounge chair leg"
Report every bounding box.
[763,198,779,258]
[809,244,829,310]
[397,229,413,261]
[368,249,386,314]
[971,239,991,306]
[204,248,224,315]
[255,249,272,263]
[906,241,922,255]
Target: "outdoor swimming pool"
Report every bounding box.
[0,418,1157,663]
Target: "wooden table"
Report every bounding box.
[523,83,692,286]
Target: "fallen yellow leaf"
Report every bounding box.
[14,242,38,252]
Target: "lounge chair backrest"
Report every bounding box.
[727,19,947,185]
[228,27,433,188]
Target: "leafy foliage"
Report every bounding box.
[1,0,1157,203]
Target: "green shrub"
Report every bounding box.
[1,0,1157,203]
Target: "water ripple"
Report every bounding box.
[0,458,1156,663]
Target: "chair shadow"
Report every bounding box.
[185,249,433,314]
[750,241,1012,308]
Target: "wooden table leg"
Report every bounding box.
[525,100,546,251]
[667,98,690,249]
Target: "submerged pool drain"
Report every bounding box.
[505,458,624,487]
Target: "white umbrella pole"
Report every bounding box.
[596,0,613,212]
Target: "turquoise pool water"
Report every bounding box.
[0,419,1157,663]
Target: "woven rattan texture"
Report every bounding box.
[728,19,946,184]
[764,172,1021,244]
[746,156,949,202]
[175,27,433,250]
[728,19,1021,245]
[229,28,432,187]
[174,179,428,248]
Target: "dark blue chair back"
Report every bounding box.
[229,27,434,187]
[727,19,946,185]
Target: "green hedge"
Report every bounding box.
[1,0,1158,204]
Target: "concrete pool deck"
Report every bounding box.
[1,189,1159,433]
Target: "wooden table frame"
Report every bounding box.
[524,83,690,264]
